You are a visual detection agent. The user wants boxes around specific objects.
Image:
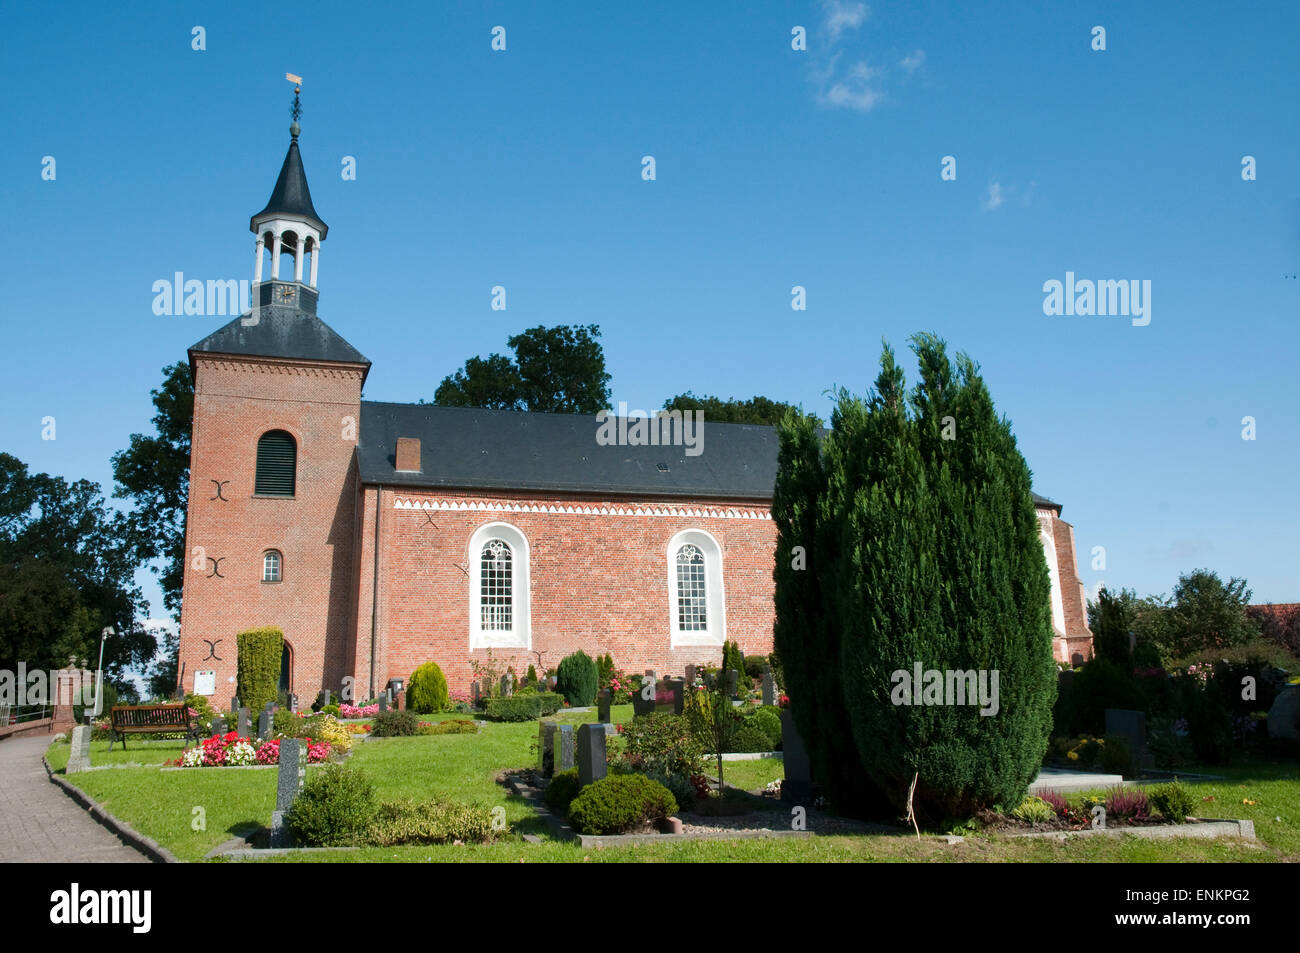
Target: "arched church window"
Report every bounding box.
[675,544,707,631]
[480,539,513,631]
[262,550,282,583]
[468,523,531,649]
[666,529,725,646]
[255,430,296,496]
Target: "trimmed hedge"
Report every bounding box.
[407,661,449,713]
[484,692,564,722]
[418,719,478,735]
[567,774,678,835]
[556,651,598,706]
[236,627,283,715]
[369,710,421,737]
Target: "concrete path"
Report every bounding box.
[0,734,148,862]
[1030,767,1127,794]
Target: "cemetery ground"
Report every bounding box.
[45,706,1300,863]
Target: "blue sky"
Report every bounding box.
[1,0,1297,619]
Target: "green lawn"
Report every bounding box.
[46,710,1300,863]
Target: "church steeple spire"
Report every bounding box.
[251,74,327,292]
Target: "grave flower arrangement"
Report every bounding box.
[172,732,332,767]
[339,703,379,718]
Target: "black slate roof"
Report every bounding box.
[358,402,777,499]
[358,400,1060,508]
[189,306,370,379]
[250,139,328,238]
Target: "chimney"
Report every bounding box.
[395,437,421,473]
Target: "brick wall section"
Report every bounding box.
[1052,516,1092,640]
[177,355,365,703]
[356,489,777,696]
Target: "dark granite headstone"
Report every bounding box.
[212,714,228,737]
[596,689,611,723]
[270,739,305,848]
[632,675,656,717]
[664,678,685,715]
[237,707,250,739]
[780,708,812,803]
[1104,708,1152,771]
[577,723,607,787]
[726,668,739,698]
[288,693,299,714]
[231,696,240,713]
[258,710,271,741]
[538,721,558,776]
[555,724,576,773]
[684,664,695,685]
[471,681,481,706]
[1071,652,1085,668]
[761,672,776,706]
[378,692,389,713]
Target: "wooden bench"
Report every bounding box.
[108,704,200,751]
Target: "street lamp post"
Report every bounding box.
[91,626,114,721]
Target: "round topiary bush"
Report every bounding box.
[544,768,582,815]
[556,650,598,707]
[369,710,421,737]
[746,708,782,749]
[286,763,377,847]
[566,774,678,834]
[730,723,775,753]
[407,661,449,713]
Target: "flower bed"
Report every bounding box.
[167,732,332,767]
[339,703,379,719]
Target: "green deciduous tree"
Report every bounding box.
[433,325,612,414]
[662,392,815,427]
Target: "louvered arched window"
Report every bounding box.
[255,430,296,496]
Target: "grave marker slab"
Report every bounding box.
[726,668,739,698]
[212,714,228,737]
[270,739,305,848]
[538,721,558,776]
[780,708,812,804]
[258,710,271,741]
[577,723,607,787]
[762,672,776,706]
[555,724,576,773]
[66,724,91,774]
[237,707,250,739]
[1105,708,1153,771]
[597,689,611,724]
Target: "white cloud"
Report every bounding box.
[981,181,1005,212]
[899,49,925,74]
[822,0,868,41]
[820,61,885,111]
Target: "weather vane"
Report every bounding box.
[287,72,303,133]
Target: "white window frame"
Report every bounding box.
[666,528,725,647]
[262,550,282,583]
[469,522,531,650]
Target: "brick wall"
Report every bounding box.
[176,354,364,704]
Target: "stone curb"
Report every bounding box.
[719,752,782,761]
[1006,818,1256,841]
[42,757,179,864]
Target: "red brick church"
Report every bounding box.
[176,119,1093,704]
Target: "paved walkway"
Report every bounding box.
[0,734,148,862]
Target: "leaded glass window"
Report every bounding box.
[675,544,707,631]
[480,539,513,631]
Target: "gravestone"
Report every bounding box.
[597,689,611,724]
[230,696,240,713]
[725,668,739,698]
[761,672,776,706]
[538,721,558,776]
[499,674,513,698]
[664,678,685,715]
[1267,686,1300,743]
[288,693,299,714]
[378,692,389,713]
[577,723,607,787]
[270,739,306,848]
[555,724,576,773]
[684,664,695,686]
[66,724,92,774]
[780,708,812,804]
[471,681,481,706]
[212,714,228,737]
[1104,708,1153,771]
[1071,652,1085,668]
[632,676,656,717]
[265,701,275,716]
[237,707,250,739]
[322,689,331,708]
[258,710,271,741]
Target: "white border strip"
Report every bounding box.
[392,498,772,521]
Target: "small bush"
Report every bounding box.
[417,719,479,735]
[484,693,564,722]
[286,763,377,847]
[545,768,582,814]
[743,655,768,679]
[1103,786,1150,821]
[366,798,500,845]
[567,774,678,835]
[1010,796,1055,823]
[407,661,449,713]
[730,723,776,753]
[1037,788,1070,817]
[556,651,599,706]
[619,712,704,778]
[646,769,697,808]
[515,684,538,695]
[369,710,421,737]
[1148,779,1196,823]
[722,641,746,681]
[1098,734,1134,776]
[747,708,782,749]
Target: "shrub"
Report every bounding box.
[273,711,352,753]
[286,763,377,847]
[1103,786,1150,821]
[619,712,703,779]
[1037,788,1069,817]
[1062,658,1146,737]
[1148,779,1196,823]
[1010,796,1055,823]
[743,655,768,679]
[646,768,697,808]
[567,774,678,834]
[747,708,782,749]
[366,798,500,845]
[525,664,538,686]
[766,651,785,692]
[556,651,599,707]
[369,710,421,737]
[417,719,478,735]
[484,693,564,722]
[730,723,775,753]
[515,684,538,695]
[722,641,746,681]
[1097,734,1134,776]
[235,627,283,715]
[545,768,583,814]
[407,661,449,713]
